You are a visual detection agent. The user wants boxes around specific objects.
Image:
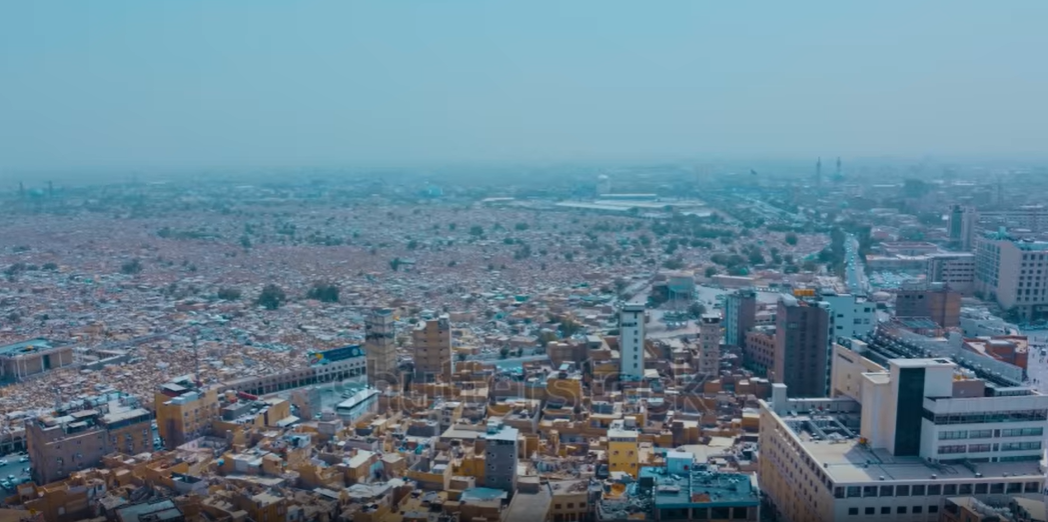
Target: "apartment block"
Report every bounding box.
[365,308,399,389]
[975,234,1048,322]
[619,303,646,381]
[154,376,221,448]
[607,420,640,477]
[819,291,876,340]
[743,326,775,378]
[27,402,152,484]
[413,315,453,383]
[724,289,757,348]
[774,295,834,397]
[926,252,977,295]
[696,315,722,378]
[480,420,519,493]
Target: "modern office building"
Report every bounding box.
[696,315,722,378]
[413,315,453,383]
[481,420,519,492]
[895,283,962,328]
[154,376,221,448]
[618,303,646,381]
[819,291,876,340]
[774,295,834,397]
[27,400,153,484]
[926,253,977,295]
[724,289,758,347]
[365,308,399,388]
[760,350,1047,522]
[975,233,1048,322]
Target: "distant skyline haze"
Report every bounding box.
[1,1,1047,172]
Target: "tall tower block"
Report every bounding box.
[619,303,646,381]
[365,308,399,389]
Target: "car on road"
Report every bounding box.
[0,481,10,490]
[0,459,8,466]
[18,456,28,463]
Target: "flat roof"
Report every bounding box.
[774,409,1043,483]
[0,339,54,357]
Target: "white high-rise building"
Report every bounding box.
[619,303,646,381]
[760,344,1047,522]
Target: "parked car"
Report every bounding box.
[18,456,28,463]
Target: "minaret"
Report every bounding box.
[18,182,24,199]
[815,158,822,186]
[47,181,54,197]
[835,157,841,177]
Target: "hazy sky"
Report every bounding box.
[2,1,1046,171]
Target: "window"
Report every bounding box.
[974,484,988,495]
[896,485,910,496]
[927,485,941,496]
[913,506,923,514]
[880,507,891,515]
[846,487,861,498]
[911,485,925,496]
[959,484,972,495]
[897,506,907,514]
[864,507,875,515]
[862,486,878,497]
[848,508,858,516]
[1026,482,1042,493]
[880,485,893,497]
[928,505,938,514]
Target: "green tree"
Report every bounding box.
[121,259,143,275]
[390,258,402,271]
[688,302,706,318]
[407,240,418,250]
[306,282,340,303]
[705,266,717,278]
[785,233,798,246]
[42,262,58,271]
[217,287,242,300]
[514,222,529,231]
[559,316,583,337]
[469,225,484,236]
[256,284,287,310]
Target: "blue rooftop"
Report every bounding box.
[0,338,54,357]
[640,467,758,509]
